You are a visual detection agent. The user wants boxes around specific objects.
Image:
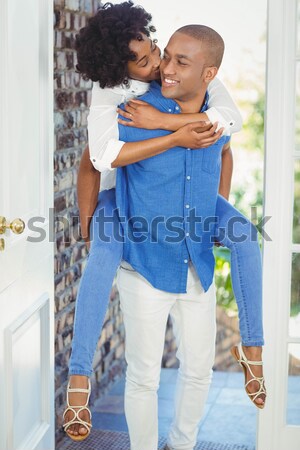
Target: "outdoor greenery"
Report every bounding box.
[215,77,300,317]
[215,77,265,313]
[292,160,300,316]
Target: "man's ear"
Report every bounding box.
[204,66,218,83]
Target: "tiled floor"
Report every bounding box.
[59,369,300,449]
[92,369,257,449]
[59,429,253,450]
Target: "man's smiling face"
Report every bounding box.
[160,31,211,104]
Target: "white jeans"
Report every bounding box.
[116,262,216,450]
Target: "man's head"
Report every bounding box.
[160,25,225,109]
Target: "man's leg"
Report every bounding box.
[167,265,216,450]
[117,264,174,450]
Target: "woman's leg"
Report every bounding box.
[215,194,263,346]
[65,188,123,436]
[215,194,265,406]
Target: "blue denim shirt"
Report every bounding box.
[116,81,230,293]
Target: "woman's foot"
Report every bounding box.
[63,375,92,440]
[231,344,266,409]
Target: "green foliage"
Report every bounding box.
[215,74,299,317]
[293,160,300,243]
[215,80,264,313]
[214,246,236,312]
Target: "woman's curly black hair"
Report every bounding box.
[75,1,156,88]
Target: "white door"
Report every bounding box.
[0,0,54,449]
[257,0,300,449]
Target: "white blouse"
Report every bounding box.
[87,78,242,191]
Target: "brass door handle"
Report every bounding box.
[0,216,25,235]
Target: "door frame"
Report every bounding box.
[257,0,300,449]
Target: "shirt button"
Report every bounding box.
[184,259,188,264]
[168,108,172,112]
[229,121,234,126]
[185,204,190,209]
[186,176,191,180]
[175,106,180,111]
[186,232,190,237]
[93,159,96,162]
[187,148,191,151]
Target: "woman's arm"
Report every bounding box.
[207,78,242,134]
[111,122,223,168]
[88,82,223,171]
[87,83,128,172]
[117,77,242,134]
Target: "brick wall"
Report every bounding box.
[54,0,126,443]
[162,306,241,371]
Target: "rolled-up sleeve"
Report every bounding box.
[87,83,126,172]
[207,77,243,135]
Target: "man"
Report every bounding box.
[74,22,265,448]
[115,25,231,450]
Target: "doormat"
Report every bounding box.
[57,429,255,450]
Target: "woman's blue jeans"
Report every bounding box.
[69,189,264,377]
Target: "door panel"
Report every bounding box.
[0,0,54,448]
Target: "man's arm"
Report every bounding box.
[219,141,233,200]
[77,146,100,243]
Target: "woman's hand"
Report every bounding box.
[173,122,224,149]
[117,99,165,129]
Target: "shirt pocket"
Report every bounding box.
[201,146,222,174]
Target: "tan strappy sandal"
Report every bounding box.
[63,379,92,441]
[231,343,266,409]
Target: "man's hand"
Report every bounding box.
[117,99,165,129]
[173,122,224,149]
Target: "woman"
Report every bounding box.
[63,1,265,442]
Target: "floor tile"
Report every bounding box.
[158,383,176,400]
[93,395,124,414]
[224,372,244,388]
[92,412,128,433]
[160,368,178,384]
[106,378,126,396]
[207,387,222,404]
[89,370,256,448]
[211,371,229,387]
[158,397,175,419]
[215,387,252,406]
[287,375,300,392]
[286,408,300,425]
[199,403,256,447]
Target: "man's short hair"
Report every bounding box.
[176,24,225,68]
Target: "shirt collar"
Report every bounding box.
[201,91,209,112]
[147,81,209,113]
[123,79,150,96]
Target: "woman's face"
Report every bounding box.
[127,34,161,82]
